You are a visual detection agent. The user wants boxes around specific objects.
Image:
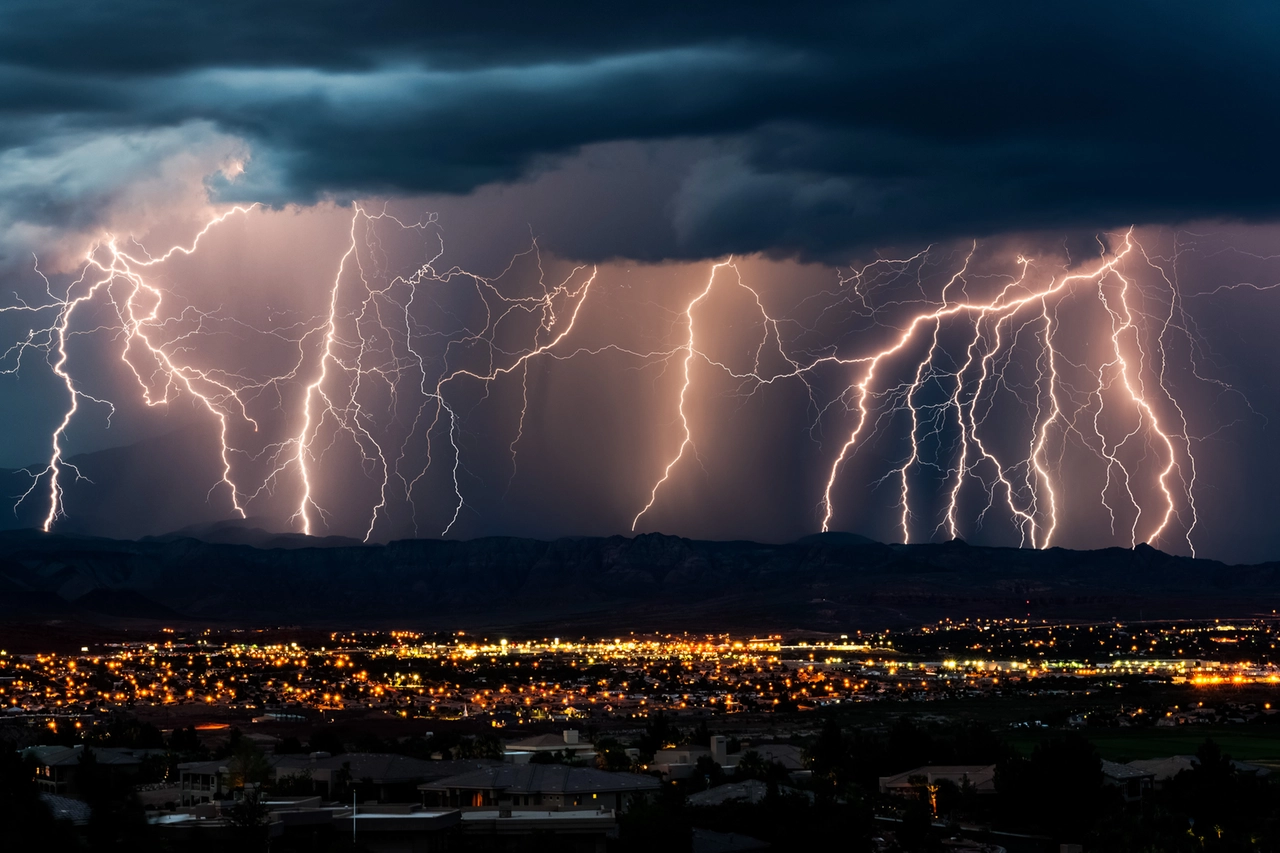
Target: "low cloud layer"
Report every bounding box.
[4,2,1280,262]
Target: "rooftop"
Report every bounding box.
[40,793,91,823]
[277,753,500,783]
[878,765,997,792]
[25,745,157,767]
[461,809,615,821]
[422,764,661,795]
[506,733,584,749]
[685,779,812,806]
[1102,760,1155,780]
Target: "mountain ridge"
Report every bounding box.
[0,528,1275,634]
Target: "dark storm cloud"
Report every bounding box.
[4,1,1280,259]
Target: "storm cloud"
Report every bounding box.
[3,1,1280,261]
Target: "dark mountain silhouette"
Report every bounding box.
[0,424,243,540]
[0,528,1276,635]
[148,519,366,550]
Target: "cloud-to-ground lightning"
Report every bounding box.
[5,205,622,541]
[630,229,1232,556]
[0,210,1250,553]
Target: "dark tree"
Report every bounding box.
[308,729,346,756]
[227,786,271,852]
[78,746,152,852]
[169,725,206,756]
[0,750,79,848]
[996,732,1102,838]
[275,735,306,754]
[806,716,851,793]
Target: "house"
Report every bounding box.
[153,802,459,851]
[652,736,732,779]
[420,764,660,812]
[1127,755,1272,791]
[177,754,320,806]
[178,752,502,805]
[651,744,711,780]
[177,758,227,805]
[24,744,158,795]
[279,753,501,802]
[503,729,596,763]
[877,765,997,796]
[741,743,804,770]
[1127,755,1196,788]
[651,737,806,782]
[156,803,616,853]
[1101,760,1154,803]
[732,743,808,777]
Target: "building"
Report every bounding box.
[650,737,806,781]
[23,744,157,795]
[503,729,596,763]
[153,802,459,852]
[332,806,462,853]
[1127,755,1272,791]
[177,758,227,805]
[177,752,502,806]
[420,764,660,812]
[156,802,619,853]
[1101,760,1155,803]
[1127,755,1196,788]
[734,743,808,778]
[285,753,501,802]
[652,736,731,779]
[877,765,998,796]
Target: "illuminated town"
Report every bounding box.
[5,619,1280,730]
[6,4,1280,849]
[7,618,1280,850]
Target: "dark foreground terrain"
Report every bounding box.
[0,526,1278,635]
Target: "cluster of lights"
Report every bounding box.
[4,620,1279,732]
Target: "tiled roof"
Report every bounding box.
[40,793,92,824]
[1102,759,1154,780]
[687,780,771,806]
[737,744,805,770]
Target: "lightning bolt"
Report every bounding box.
[815,229,1193,548]
[8,204,630,542]
[12,207,260,530]
[2,209,1246,555]
[633,229,1221,555]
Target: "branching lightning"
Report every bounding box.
[0,209,1249,553]
[630,229,1229,556]
[5,205,623,541]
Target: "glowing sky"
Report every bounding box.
[2,3,1280,561]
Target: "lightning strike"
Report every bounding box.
[632,229,1219,555]
[1,211,1244,554]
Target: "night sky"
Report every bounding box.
[2,2,1280,561]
